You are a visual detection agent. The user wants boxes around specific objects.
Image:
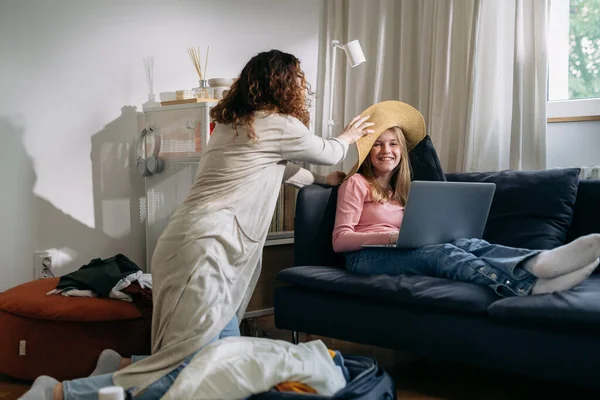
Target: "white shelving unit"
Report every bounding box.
[141,101,215,271]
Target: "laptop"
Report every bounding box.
[362,180,496,249]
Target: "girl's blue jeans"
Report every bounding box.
[344,238,540,297]
[61,315,240,400]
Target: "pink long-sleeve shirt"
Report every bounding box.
[332,174,405,253]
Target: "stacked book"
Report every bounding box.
[268,185,298,234]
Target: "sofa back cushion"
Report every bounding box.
[567,179,600,242]
[294,184,344,267]
[409,135,447,181]
[446,168,580,250]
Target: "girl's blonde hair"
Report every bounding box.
[358,126,411,206]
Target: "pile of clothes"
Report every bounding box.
[47,254,153,331]
[44,255,392,398]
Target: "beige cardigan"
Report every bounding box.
[113,112,348,394]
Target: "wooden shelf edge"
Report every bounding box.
[548,115,600,123]
[243,308,274,320]
[160,98,220,106]
[264,237,294,247]
[265,231,294,246]
[267,231,294,239]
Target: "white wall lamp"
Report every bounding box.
[328,39,367,137]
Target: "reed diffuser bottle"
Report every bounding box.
[187,46,214,100]
[194,79,214,100]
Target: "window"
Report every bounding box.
[548,0,600,105]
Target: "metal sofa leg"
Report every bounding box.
[292,331,299,344]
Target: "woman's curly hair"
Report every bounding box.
[210,49,312,141]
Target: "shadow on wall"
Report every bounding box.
[90,105,146,271]
[0,117,37,290]
[0,107,146,291]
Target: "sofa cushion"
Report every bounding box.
[277,266,499,314]
[294,185,344,268]
[487,275,600,328]
[446,168,580,250]
[409,135,446,182]
[567,179,600,242]
[0,277,142,322]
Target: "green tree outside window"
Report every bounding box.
[569,0,600,99]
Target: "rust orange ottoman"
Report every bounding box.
[0,278,151,382]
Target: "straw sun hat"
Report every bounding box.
[343,100,426,182]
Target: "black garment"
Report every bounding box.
[55,254,141,297]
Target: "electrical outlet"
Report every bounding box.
[19,340,26,356]
[33,251,54,280]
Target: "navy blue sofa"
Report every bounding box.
[273,169,600,388]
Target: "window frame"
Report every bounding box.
[547,0,600,122]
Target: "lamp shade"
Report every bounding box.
[344,40,366,67]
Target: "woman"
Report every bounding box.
[23,50,373,400]
[333,101,600,298]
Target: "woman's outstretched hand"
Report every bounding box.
[325,171,347,186]
[338,115,374,144]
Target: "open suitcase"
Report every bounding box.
[250,355,396,400]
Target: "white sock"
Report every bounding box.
[90,349,122,376]
[19,375,58,400]
[531,258,599,295]
[524,234,600,279]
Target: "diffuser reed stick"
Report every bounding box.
[187,46,203,79]
[203,46,209,80]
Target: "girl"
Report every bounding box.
[23,50,373,400]
[333,101,600,298]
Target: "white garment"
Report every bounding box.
[113,112,348,394]
[110,271,153,301]
[163,337,346,399]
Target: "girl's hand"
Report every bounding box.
[325,171,346,186]
[338,115,374,144]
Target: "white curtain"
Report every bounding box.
[465,0,548,171]
[314,0,548,174]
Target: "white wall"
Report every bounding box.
[546,122,600,168]
[0,0,322,291]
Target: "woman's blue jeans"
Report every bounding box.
[344,238,540,297]
[61,315,240,400]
